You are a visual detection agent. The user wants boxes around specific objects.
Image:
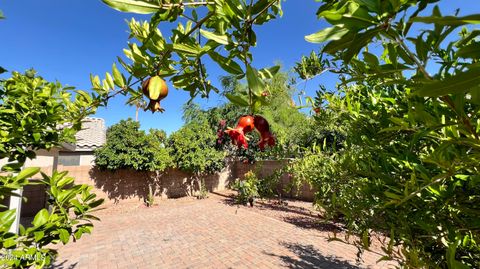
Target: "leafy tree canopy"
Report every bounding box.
[94,119,173,172]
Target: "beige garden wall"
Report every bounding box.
[55,160,316,207]
[3,160,316,216]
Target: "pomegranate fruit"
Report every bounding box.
[225,115,255,149]
[258,131,275,150]
[142,76,168,113]
[254,115,275,150]
[236,115,255,133]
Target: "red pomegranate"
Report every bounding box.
[254,115,275,150]
[225,115,255,149]
[258,131,275,150]
[237,115,255,133]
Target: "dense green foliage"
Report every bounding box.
[0,71,98,166]
[0,71,105,268]
[94,119,172,172]
[286,1,480,267]
[168,120,225,174]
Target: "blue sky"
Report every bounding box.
[0,1,478,134]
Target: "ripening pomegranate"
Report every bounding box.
[142,76,168,113]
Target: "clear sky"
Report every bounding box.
[0,1,478,134]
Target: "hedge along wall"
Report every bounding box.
[53,160,315,207]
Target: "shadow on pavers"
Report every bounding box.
[48,260,78,269]
[264,242,361,269]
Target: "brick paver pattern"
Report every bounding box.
[52,195,396,269]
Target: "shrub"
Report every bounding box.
[94,119,172,172]
[168,120,225,174]
[0,70,104,268]
[232,171,259,205]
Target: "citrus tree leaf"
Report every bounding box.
[59,229,70,244]
[32,208,49,227]
[0,210,16,231]
[16,167,40,181]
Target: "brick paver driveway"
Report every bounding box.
[52,193,396,269]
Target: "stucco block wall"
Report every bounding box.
[56,164,235,205]
[7,160,316,216]
[0,149,57,169]
[54,160,316,207]
[79,153,95,166]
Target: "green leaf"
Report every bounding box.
[411,14,480,26]
[416,68,480,97]
[88,198,104,209]
[225,93,249,107]
[384,191,402,200]
[3,238,16,248]
[101,0,160,14]
[33,133,41,142]
[90,74,101,89]
[112,63,125,87]
[16,167,40,181]
[105,72,115,90]
[251,0,270,15]
[172,43,201,56]
[343,28,380,63]
[208,51,243,75]
[59,229,70,244]
[363,52,379,68]
[199,29,229,45]
[0,210,16,231]
[32,209,49,227]
[0,66,7,74]
[305,26,349,43]
[34,231,45,242]
[323,32,355,54]
[456,42,480,58]
[246,65,265,97]
[353,0,379,13]
[258,65,280,79]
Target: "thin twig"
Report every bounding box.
[250,0,279,24]
[398,173,451,205]
[160,2,214,9]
